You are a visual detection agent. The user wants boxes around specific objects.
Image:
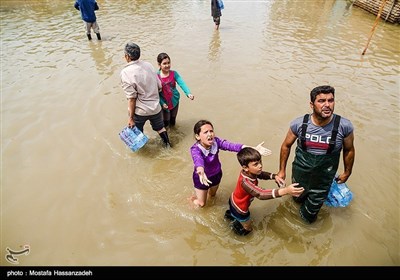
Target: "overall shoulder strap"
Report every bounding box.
[300,114,309,150]
[326,114,341,154]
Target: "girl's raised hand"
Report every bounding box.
[254,142,272,156]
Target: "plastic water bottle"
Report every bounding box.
[325,178,353,207]
[119,126,148,152]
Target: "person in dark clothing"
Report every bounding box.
[211,0,222,30]
[74,0,101,40]
[276,85,355,224]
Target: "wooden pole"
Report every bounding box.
[361,0,388,55]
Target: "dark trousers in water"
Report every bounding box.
[162,104,179,128]
[292,147,340,223]
[159,131,171,147]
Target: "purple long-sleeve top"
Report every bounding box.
[190,136,243,177]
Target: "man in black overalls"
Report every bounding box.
[276,85,355,223]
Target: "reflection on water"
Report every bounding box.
[1,0,399,266]
[208,30,221,62]
[89,42,111,76]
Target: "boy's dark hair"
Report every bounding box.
[125,42,141,61]
[237,147,261,167]
[310,85,335,103]
[193,120,213,135]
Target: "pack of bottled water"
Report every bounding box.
[119,126,148,152]
[325,177,353,207]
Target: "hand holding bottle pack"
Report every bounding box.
[325,177,353,207]
[119,126,148,152]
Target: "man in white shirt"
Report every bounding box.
[120,42,171,148]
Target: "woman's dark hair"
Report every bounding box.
[310,85,335,103]
[193,120,213,135]
[157,52,170,65]
[237,147,261,167]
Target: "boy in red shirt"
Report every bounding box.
[225,147,304,236]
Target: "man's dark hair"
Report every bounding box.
[310,85,335,103]
[125,42,141,61]
[237,147,261,167]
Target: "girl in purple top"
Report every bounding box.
[190,120,271,207]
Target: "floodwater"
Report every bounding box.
[1,0,399,266]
